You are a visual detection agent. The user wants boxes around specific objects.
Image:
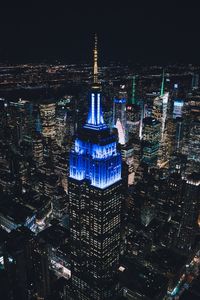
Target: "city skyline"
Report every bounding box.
[0,41,200,299]
[0,4,200,300]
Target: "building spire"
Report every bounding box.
[93,33,98,84]
[160,69,165,97]
[131,75,137,105]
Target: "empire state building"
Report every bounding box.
[68,35,122,300]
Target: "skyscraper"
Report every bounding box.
[126,76,141,139]
[152,71,169,168]
[142,117,161,166]
[32,115,44,169]
[39,101,56,139]
[113,89,128,145]
[191,72,199,90]
[68,35,122,300]
[152,71,169,140]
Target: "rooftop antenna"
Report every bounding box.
[93,33,98,85]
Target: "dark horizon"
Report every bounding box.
[1,1,200,64]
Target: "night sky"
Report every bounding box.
[1,1,200,64]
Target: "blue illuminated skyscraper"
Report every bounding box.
[68,35,122,300]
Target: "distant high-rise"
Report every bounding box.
[192,73,199,90]
[142,117,161,166]
[113,87,128,145]
[68,35,122,300]
[152,71,168,139]
[152,71,169,168]
[173,99,184,119]
[32,115,44,168]
[126,76,141,139]
[39,101,56,139]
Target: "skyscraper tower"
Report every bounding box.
[126,76,140,139]
[113,86,128,145]
[153,70,168,139]
[152,70,170,168]
[191,72,199,90]
[32,114,44,169]
[142,117,161,166]
[160,69,165,97]
[68,36,122,300]
[39,100,56,139]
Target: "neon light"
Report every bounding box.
[97,93,100,124]
[86,90,105,129]
[91,93,95,124]
[70,87,121,189]
[100,114,104,124]
[114,98,126,104]
[84,123,107,130]
[70,138,121,189]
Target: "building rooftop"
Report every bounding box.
[0,196,35,225]
[5,226,34,253]
[119,257,168,299]
[145,248,187,273]
[38,224,69,248]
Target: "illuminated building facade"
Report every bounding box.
[126,104,140,138]
[142,117,161,166]
[32,117,44,168]
[55,104,68,147]
[121,144,134,186]
[113,88,128,145]
[32,135,44,168]
[152,70,168,141]
[173,99,184,119]
[39,101,56,138]
[126,76,141,139]
[189,122,200,162]
[152,92,169,139]
[166,118,177,157]
[68,36,122,300]
[152,72,169,167]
